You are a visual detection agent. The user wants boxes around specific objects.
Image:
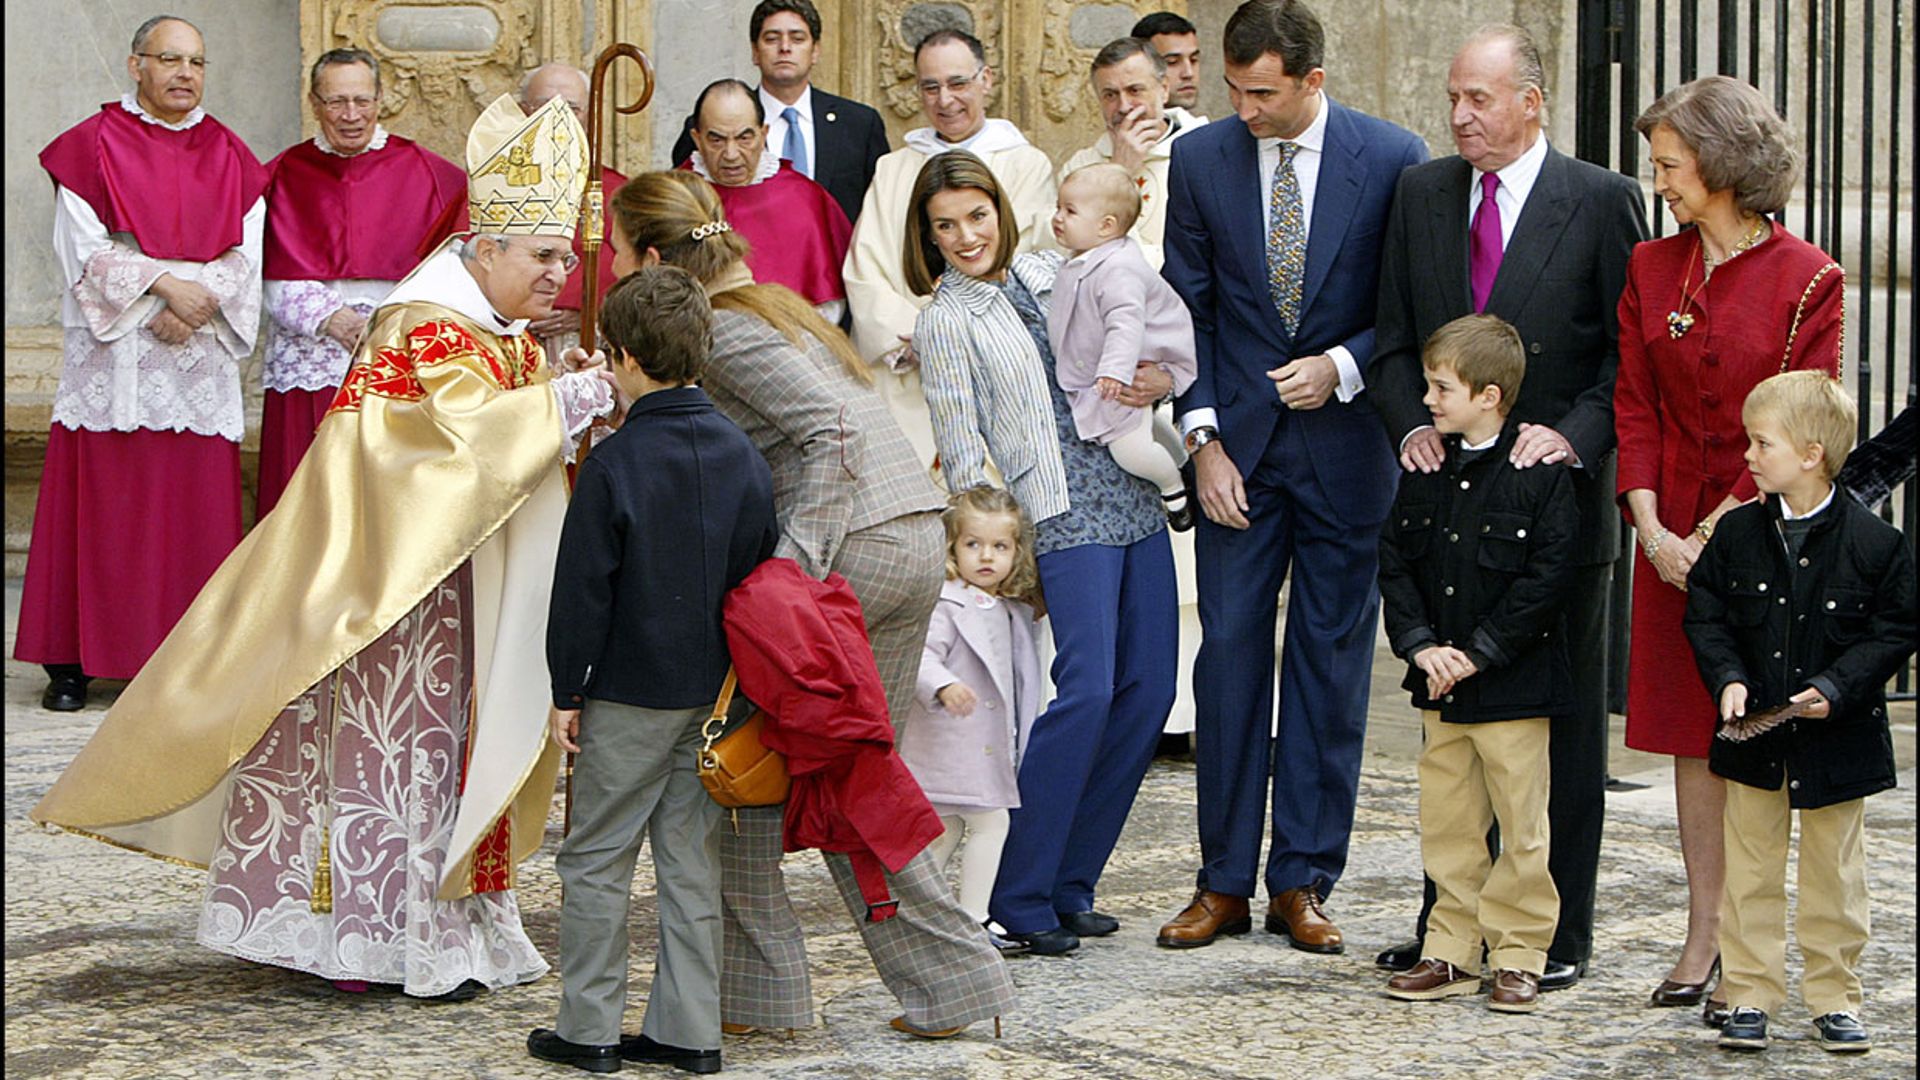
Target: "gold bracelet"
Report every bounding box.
[1694,517,1715,542]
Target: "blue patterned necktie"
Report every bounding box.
[780,106,809,178]
[1266,141,1306,334]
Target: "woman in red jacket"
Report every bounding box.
[1614,75,1843,1020]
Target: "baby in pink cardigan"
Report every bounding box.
[1046,163,1198,529]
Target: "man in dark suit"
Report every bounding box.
[669,0,889,226]
[1157,0,1428,953]
[1367,24,1648,990]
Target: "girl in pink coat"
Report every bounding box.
[898,487,1043,953]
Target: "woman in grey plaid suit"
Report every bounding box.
[608,171,1015,1039]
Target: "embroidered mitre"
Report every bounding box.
[465,93,588,235]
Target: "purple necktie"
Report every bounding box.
[1469,172,1502,312]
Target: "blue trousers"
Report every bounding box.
[1191,417,1381,899]
[989,532,1178,933]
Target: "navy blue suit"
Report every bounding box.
[1164,98,1426,900]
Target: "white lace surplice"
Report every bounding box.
[263,280,394,393]
[197,566,549,995]
[50,182,264,442]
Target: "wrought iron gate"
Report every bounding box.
[1575,0,1915,696]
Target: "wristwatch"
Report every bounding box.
[1183,425,1219,455]
[1694,517,1716,542]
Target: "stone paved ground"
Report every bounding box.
[5,579,1914,1079]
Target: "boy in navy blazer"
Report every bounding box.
[532,265,777,1075]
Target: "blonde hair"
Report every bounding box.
[1422,313,1526,415]
[610,170,869,383]
[1063,162,1142,234]
[903,151,1022,296]
[943,486,1041,606]
[1742,370,1856,480]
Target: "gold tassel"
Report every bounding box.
[311,670,342,913]
[311,828,333,913]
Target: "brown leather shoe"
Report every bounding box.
[1384,958,1481,1001]
[1487,969,1541,1013]
[1155,889,1251,948]
[1265,887,1344,954]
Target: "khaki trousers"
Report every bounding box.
[1720,781,1870,1017]
[1418,711,1558,975]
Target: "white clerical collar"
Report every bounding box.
[1478,134,1549,205]
[1779,484,1836,520]
[120,92,204,131]
[380,242,529,336]
[760,84,812,122]
[315,125,391,157]
[903,117,1031,158]
[689,147,781,186]
[1258,92,1327,157]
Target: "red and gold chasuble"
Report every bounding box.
[35,301,567,900]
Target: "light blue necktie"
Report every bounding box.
[780,106,809,178]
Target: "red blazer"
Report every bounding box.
[722,559,943,918]
[1613,226,1844,528]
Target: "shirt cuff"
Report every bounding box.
[1399,424,1436,455]
[1178,408,1219,437]
[1329,346,1363,403]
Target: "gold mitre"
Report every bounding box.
[465,92,588,235]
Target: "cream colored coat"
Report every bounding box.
[842,122,1059,466]
[1057,107,1206,271]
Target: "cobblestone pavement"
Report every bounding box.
[6,581,1914,1079]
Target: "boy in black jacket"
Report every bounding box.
[1684,371,1915,1055]
[531,266,778,1075]
[1378,315,1578,1014]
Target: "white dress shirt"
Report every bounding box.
[1466,134,1550,252]
[1182,94,1357,438]
[761,85,815,179]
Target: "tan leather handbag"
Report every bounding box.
[697,667,790,809]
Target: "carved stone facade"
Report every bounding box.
[302,0,654,175]
[830,0,1183,164]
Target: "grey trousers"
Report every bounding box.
[555,699,723,1050]
[719,805,1015,1030]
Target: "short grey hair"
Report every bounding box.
[310,47,381,97]
[1465,23,1546,104]
[1092,37,1168,79]
[457,233,510,261]
[517,63,589,106]
[1636,74,1800,214]
[131,14,199,54]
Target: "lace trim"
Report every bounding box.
[690,148,782,186]
[119,92,205,131]
[314,126,390,157]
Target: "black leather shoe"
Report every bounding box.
[528,1028,621,1073]
[1005,926,1079,956]
[1374,938,1422,972]
[1166,499,1195,532]
[619,1034,721,1074]
[1057,910,1119,937]
[1539,958,1587,992]
[423,978,486,1003]
[42,673,88,712]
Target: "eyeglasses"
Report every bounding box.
[136,52,207,71]
[317,95,379,115]
[501,240,580,272]
[918,65,986,97]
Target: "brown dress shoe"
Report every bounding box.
[1265,887,1344,954]
[1487,969,1541,1013]
[1384,958,1481,1001]
[1155,889,1251,948]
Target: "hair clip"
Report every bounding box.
[690,220,732,241]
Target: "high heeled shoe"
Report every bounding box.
[1649,954,1721,1007]
[888,1015,1002,1039]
